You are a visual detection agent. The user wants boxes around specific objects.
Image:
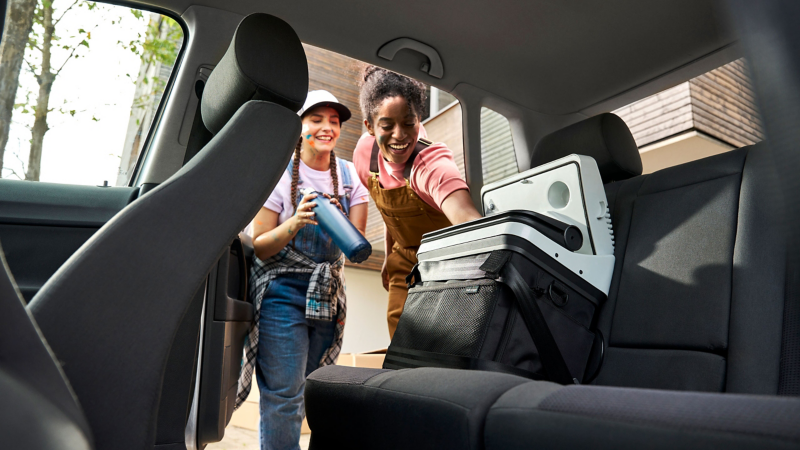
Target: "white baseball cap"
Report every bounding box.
[298,90,352,123]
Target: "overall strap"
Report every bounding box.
[337,158,353,216]
[370,138,433,179]
[337,157,353,190]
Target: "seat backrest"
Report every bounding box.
[0,250,92,450]
[596,143,786,394]
[26,13,307,450]
[533,114,789,394]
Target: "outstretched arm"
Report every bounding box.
[441,189,482,225]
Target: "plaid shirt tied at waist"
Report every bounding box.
[234,245,346,410]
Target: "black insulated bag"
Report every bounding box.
[383,211,606,384]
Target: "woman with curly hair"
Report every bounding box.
[244,90,368,449]
[352,66,482,337]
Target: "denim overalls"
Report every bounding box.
[256,159,352,450]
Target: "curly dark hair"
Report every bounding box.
[359,65,427,126]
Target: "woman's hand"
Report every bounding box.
[322,193,344,213]
[293,193,319,230]
[381,257,390,291]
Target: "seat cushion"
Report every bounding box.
[485,383,800,450]
[305,365,541,450]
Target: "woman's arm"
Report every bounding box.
[441,189,483,225]
[252,193,319,260]
[348,203,368,236]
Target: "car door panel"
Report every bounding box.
[0,179,139,300]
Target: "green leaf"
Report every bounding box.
[78,28,86,34]
[79,39,89,48]
[130,9,143,19]
[69,110,76,116]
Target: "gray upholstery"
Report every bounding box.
[531,113,643,183]
[485,384,800,450]
[0,250,91,449]
[597,144,785,394]
[201,13,308,134]
[306,366,535,450]
[26,13,307,450]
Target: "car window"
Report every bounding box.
[0,1,184,186]
[480,107,518,185]
[613,58,762,173]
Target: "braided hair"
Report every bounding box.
[290,137,302,214]
[359,65,427,127]
[290,136,341,215]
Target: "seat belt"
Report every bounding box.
[183,80,214,166]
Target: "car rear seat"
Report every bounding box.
[305,113,800,449]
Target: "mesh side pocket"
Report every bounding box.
[392,279,500,358]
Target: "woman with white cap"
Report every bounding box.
[239,90,368,449]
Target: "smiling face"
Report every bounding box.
[301,106,341,155]
[365,96,421,165]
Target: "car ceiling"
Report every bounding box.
[144,0,736,117]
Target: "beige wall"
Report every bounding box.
[639,131,733,174]
[341,267,391,354]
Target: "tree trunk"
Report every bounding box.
[26,0,53,182]
[0,0,37,177]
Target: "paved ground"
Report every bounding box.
[206,426,310,450]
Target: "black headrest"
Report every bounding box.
[201,13,308,134]
[531,113,642,184]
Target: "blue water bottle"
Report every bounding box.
[306,189,372,263]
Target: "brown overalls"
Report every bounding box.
[368,138,452,337]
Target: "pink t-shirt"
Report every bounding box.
[352,126,469,212]
[265,159,369,225]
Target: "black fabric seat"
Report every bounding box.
[306,114,800,449]
[21,14,308,450]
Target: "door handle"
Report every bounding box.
[378,38,444,79]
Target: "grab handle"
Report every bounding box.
[378,38,444,79]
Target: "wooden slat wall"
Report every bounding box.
[304,43,364,162]
[480,107,518,184]
[614,58,763,148]
[345,248,385,271]
[613,83,693,147]
[689,59,764,148]
[424,102,466,178]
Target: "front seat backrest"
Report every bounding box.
[27,13,307,450]
[0,250,92,450]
